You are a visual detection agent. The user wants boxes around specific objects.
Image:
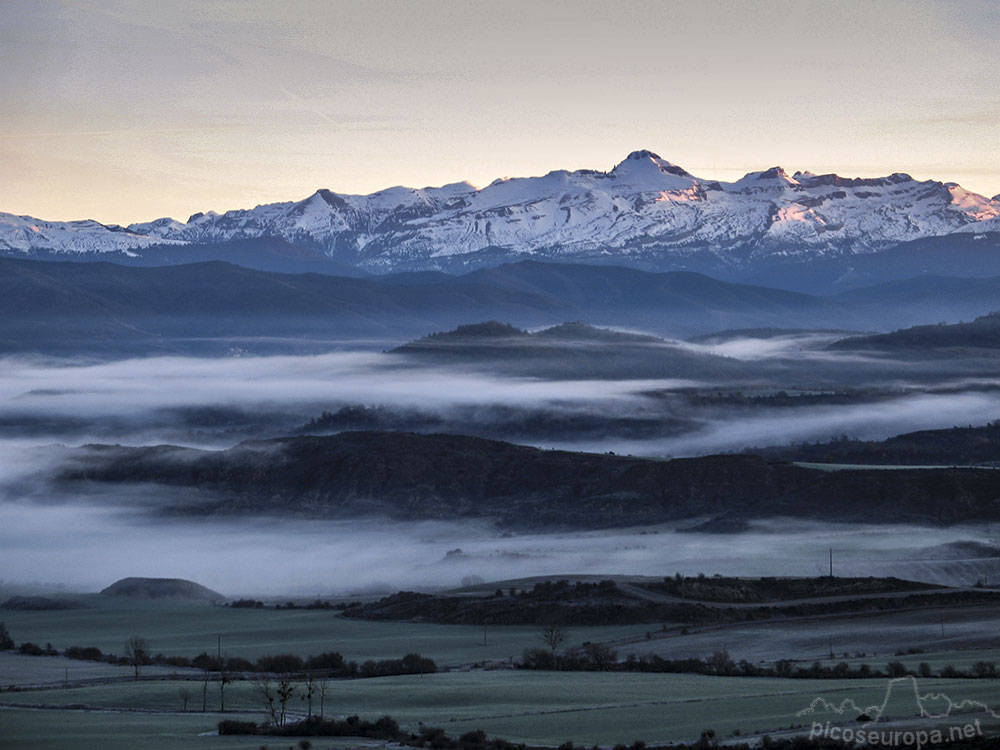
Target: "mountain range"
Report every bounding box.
[3,150,999,289]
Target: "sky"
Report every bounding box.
[1,0,998,226]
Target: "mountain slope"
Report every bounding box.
[4,257,1000,355]
[3,151,998,277]
[0,257,570,353]
[829,312,1000,352]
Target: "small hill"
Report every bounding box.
[828,312,1000,352]
[392,321,743,379]
[100,577,223,602]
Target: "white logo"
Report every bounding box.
[797,675,1000,723]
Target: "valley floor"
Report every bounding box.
[3,595,1000,748]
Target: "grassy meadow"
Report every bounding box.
[0,596,648,667]
[5,671,1000,748]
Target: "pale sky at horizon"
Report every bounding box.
[1,0,998,225]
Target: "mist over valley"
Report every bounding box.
[3,317,1000,597]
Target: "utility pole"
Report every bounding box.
[829,548,833,578]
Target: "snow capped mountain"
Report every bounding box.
[2,150,998,272]
[0,213,184,256]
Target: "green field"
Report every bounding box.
[0,597,647,666]
[0,709,379,750]
[5,597,1000,749]
[0,652,199,687]
[5,671,1000,748]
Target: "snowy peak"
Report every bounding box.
[0,211,181,255]
[614,149,692,177]
[757,166,792,181]
[727,166,800,191]
[609,150,695,191]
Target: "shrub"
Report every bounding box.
[191,652,220,671]
[459,729,488,748]
[940,664,964,678]
[885,660,908,677]
[256,654,304,673]
[218,720,259,735]
[520,647,555,670]
[65,646,103,661]
[304,651,345,671]
[971,661,998,678]
[230,599,265,608]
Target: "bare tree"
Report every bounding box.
[123,635,150,680]
[316,677,330,718]
[301,672,316,718]
[201,669,210,712]
[178,686,192,712]
[251,675,279,726]
[277,679,296,726]
[218,662,232,712]
[539,624,568,655]
[583,642,617,671]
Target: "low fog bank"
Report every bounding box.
[3,344,1000,596]
[548,390,1000,457]
[2,350,1000,458]
[0,353,688,448]
[679,331,854,360]
[1,493,997,595]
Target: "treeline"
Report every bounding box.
[521,647,1000,680]
[646,574,932,604]
[220,714,404,741]
[229,598,336,609]
[345,582,1000,627]
[16,639,435,679]
[342,580,650,626]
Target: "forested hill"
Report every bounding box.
[756,421,1000,467]
[59,431,1000,529]
[829,312,1000,351]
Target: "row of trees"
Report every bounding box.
[519,644,1000,680]
[39,633,435,681]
